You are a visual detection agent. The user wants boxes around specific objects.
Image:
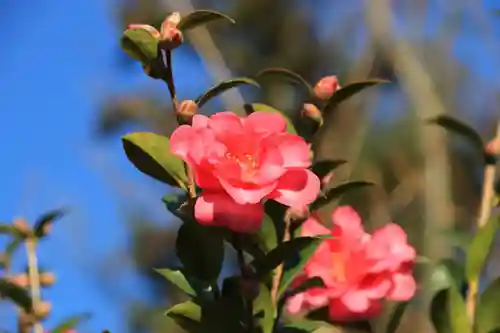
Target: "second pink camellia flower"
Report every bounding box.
[170,111,321,233]
[286,206,416,321]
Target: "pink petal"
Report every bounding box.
[194,192,264,233]
[194,162,221,190]
[263,133,311,168]
[270,169,320,207]
[387,272,417,301]
[329,297,382,321]
[341,290,370,312]
[192,114,209,129]
[208,111,244,139]
[301,216,330,237]
[245,111,287,135]
[252,145,285,184]
[331,206,368,244]
[286,293,305,314]
[218,178,276,205]
[170,125,204,165]
[360,274,392,298]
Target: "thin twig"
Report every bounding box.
[270,218,291,306]
[25,238,42,333]
[465,122,500,321]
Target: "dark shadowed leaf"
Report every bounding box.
[310,159,347,181]
[51,313,92,333]
[282,319,336,333]
[310,181,375,211]
[34,209,66,238]
[120,28,158,63]
[475,277,500,333]
[176,222,224,282]
[162,194,193,221]
[122,132,188,190]
[0,278,32,312]
[440,228,471,249]
[178,10,235,31]
[195,77,260,108]
[253,284,274,333]
[322,79,388,116]
[285,277,325,299]
[430,287,470,333]
[165,301,202,332]
[154,268,196,297]
[307,307,373,332]
[465,216,499,281]
[256,68,314,95]
[386,301,409,333]
[255,215,278,254]
[426,115,485,157]
[244,103,297,135]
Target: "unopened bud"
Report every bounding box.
[177,100,198,122]
[40,272,56,287]
[159,27,183,50]
[486,137,500,156]
[301,103,323,125]
[163,12,182,27]
[313,75,340,101]
[9,274,29,288]
[285,205,310,225]
[126,24,161,40]
[13,218,31,237]
[34,301,52,319]
[322,171,334,188]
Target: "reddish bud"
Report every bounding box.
[486,137,500,156]
[177,100,198,122]
[313,75,340,100]
[285,205,310,225]
[163,12,182,28]
[34,301,52,319]
[159,27,183,50]
[9,274,29,287]
[126,24,161,40]
[322,171,334,188]
[40,272,56,287]
[301,103,323,125]
[13,218,31,237]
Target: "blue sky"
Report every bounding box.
[1,0,500,332]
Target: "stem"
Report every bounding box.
[270,218,291,306]
[465,123,500,321]
[26,238,42,333]
[161,49,196,199]
[234,234,254,333]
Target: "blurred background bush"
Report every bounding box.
[1,0,500,332]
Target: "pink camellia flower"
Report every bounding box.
[286,206,416,321]
[313,75,340,100]
[170,111,321,233]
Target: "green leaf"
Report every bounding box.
[282,320,334,333]
[162,194,193,221]
[285,276,325,299]
[310,159,347,181]
[386,301,409,333]
[322,79,388,116]
[254,215,278,254]
[165,301,202,332]
[310,180,375,211]
[154,268,196,297]
[465,216,499,282]
[430,288,471,333]
[476,277,500,333]
[0,224,20,236]
[0,278,32,312]
[256,68,313,94]
[122,132,188,190]
[120,28,158,63]
[426,115,484,152]
[34,209,66,238]
[178,10,235,31]
[244,103,297,135]
[429,258,465,293]
[176,222,224,282]
[195,77,260,108]
[253,284,274,333]
[51,313,91,333]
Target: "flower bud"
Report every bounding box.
[121,24,160,63]
[159,27,183,50]
[313,75,340,101]
[322,171,334,188]
[13,218,31,237]
[9,274,29,287]
[285,205,310,225]
[177,100,198,122]
[126,24,161,39]
[40,272,56,287]
[301,103,323,125]
[486,137,500,156]
[163,12,182,28]
[34,301,52,319]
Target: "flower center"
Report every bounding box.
[225,152,258,178]
[331,252,347,283]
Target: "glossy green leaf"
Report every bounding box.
[430,287,470,333]
[322,79,388,116]
[310,180,375,211]
[429,258,466,293]
[120,28,158,63]
[154,268,196,297]
[178,10,235,31]
[244,103,297,135]
[475,277,500,333]
[34,209,66,238]
[310,159,347,181]
[51,313,91,333]
[282,320,334,333]
[253,284,274,333]
[176,222,224,282]
[165,301,202,332]
[195,77,260,108]
[386,301,409,333]
[122,132,188,190]
[256,68,313,94]
[466,216,499,281]
[426,115,484,150]
[0,278,32,312]
[255,215,278,254]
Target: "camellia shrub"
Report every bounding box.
[2,7,500,333]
